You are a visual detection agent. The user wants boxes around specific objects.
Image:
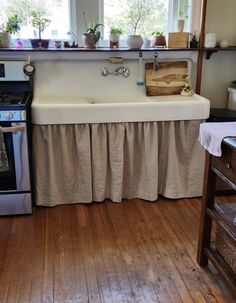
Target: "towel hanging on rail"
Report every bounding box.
[0,132,9,172]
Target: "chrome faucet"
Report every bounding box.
[113,66,130,78]
[101,67,109,76]
[101,66,130,78]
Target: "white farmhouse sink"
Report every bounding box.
[31,94,210,125]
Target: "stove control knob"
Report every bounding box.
[5,112,14,120]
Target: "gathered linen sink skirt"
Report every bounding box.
[32,120,205,206]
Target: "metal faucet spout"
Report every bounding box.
[101,66,130,78]
[114,66,130,78]
[153,52,159,71]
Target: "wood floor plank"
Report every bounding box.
[152,200,235,303]
[0,197,235,303]
[104,201,156,303]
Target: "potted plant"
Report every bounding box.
[30,10,51,48]
[82,12,103,48]
[83,23,103,48]
[151,31,166,47]
[126,1,148,49]
[109,26,124,48]
[0,15,20,48]
[67,31,79,48]
[178,1,189,32]
[189,31,198,48]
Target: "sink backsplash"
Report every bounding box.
[34,59,196,100]
[34,61,145,99]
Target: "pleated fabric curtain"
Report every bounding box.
[32,120,204,207]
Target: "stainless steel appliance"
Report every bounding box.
[0,61,32,215]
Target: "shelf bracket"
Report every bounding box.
[206,49,218,60]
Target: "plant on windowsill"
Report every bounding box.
[30,10,51,49]
[83,12,103,49]
[109,26,124,48]
[151,31,166,48]
[189,31,198,48]
[67,31,79,48]
[178,0,189,32]
[126,0,149,49]
[0,14,20,48]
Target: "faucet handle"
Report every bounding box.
[101,67,109,76]
[123,67,130,78]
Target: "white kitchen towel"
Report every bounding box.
[0,132,9,172]
[199,122,236,156]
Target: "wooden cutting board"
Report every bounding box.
[145,61,188,96]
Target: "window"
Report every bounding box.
[103,0,169,39]
[103,0,192,40]
[0,0,195,46]
[0,0,70,40]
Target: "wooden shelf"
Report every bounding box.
[207,204,236,241]
[0,47,200,52]
[205,243,236,296]
[197,140,236,297]
[205,46,236,59]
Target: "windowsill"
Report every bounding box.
[0,47,200,62]
[0,47,200,52]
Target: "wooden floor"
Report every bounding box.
[0,197,235,303]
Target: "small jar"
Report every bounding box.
[219,40,229,48]
[55,40,62,48]
[204,33,216,48]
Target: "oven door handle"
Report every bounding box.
[0,125,25,133]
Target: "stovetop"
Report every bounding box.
[0,82,32,111]
[0,92,30,106]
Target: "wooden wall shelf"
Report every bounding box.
[205,47,236,59]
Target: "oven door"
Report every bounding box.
[0,122,30,192]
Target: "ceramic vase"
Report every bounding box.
[109,34,120,43]
[30,39,50,48]
[109,34,120,48]
[127,35,143,49]
[83,34,98,48]
[178,20,185,32]
[0,32,11,48]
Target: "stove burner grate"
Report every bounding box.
[0,92,29,106]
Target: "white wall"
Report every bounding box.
[201,0,236,108]
[33,52,197,99]
[71,0,236,108]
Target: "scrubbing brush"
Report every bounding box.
[136,51,144,86]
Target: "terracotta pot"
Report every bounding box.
[154,36,166,47]
[127,35,143,49]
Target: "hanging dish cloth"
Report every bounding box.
[0,132,9,172]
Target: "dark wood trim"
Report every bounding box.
[199,0,208,49]
[197,151,216,266]
[205,244,236,297]
[196,50,203,94]
[197,140,236,296]
[196,0,208,94]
